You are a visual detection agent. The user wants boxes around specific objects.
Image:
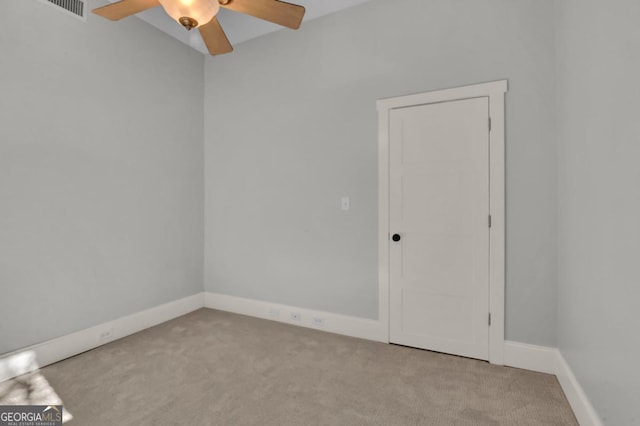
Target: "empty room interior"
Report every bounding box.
[1,0,638,424]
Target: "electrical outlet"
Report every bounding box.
[97,327,113,342]
[290,312,301,321]
[312,317,325,327]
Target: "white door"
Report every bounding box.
[389,97,490,361]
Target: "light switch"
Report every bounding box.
[341,196,350,211]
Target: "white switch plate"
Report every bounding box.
[341,196,350,211]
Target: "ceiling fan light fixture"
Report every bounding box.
[158,0,220,30]
[92,0,306,56]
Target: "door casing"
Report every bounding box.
[377,80,508,365]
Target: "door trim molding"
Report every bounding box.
[376,80,508,365]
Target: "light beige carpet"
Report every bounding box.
[0,369,73,423]
[41,309,577,425]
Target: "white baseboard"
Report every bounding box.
[0,290,603,426]
[204,292,387,343]
[504,341,602,426]
[555,351,603,426]
[504,341,558,374]
[0,293,204,382]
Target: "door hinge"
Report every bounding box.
[489,117,492,132]
[488,313,492,326]
[488,215,492,228]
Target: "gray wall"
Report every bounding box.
[0,1,204,354]
[204,0,558,346]
[556,1,640,424]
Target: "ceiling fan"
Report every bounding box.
[92,0,306,56]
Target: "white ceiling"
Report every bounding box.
[111,0,374,55]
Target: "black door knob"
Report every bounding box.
[392,234,401,242]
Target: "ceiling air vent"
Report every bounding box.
[40,0,87,21]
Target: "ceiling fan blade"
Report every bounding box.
[92,0,160,21]
[221,0,305,30]
[199,17,233,56]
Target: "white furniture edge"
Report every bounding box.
[1,291,602,425]
[0,292,204,382]
[377,80,508,365]
[204,292,387,343]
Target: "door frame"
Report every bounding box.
[377,80,508,365]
